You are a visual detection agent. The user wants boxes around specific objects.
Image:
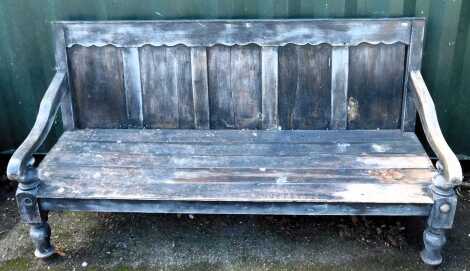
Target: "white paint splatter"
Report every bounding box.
[336,143,350,153]
[371,144,390,153]
[333,183,432,204]
[276,177,287,183]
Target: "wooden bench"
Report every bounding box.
[7,18,462,266]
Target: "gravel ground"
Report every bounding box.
[1,164,469,270]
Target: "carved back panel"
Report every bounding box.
[54,19,425,131]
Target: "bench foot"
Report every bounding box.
[420,227,446,266]
[29,222,55,259]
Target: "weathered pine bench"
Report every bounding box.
[7,18,462,265]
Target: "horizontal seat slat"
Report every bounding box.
[52,140,425,157]
[38,179,432,204]
[39,168,435,185]
[41,153,432,170]
[62,129,420,144]
[38,129,434,205]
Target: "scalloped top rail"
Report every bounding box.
[55,18,423,48]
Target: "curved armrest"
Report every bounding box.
[7,72,67,183]
[408,70,462,189]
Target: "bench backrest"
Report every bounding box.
[53,19,425,131]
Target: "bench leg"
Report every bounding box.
[420,184,457,266]
[29,215,55,259]
[16,182,56,259]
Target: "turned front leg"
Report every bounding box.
[420,177,457,266]
[16,182,56,259]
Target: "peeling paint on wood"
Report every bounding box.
[36,128,435,204]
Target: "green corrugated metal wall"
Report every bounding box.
[1,0,469,158]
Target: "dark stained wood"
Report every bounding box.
[330,46,349,129]
[122,47,144,128]
[140,46,176,128]
[190,47,210,129]
[58,19,414,48]
[37,178,433,204]
[173,46,195,129]
[41,130,432,164]
[41,151,432,170]
[59,19,425,132]
[207,45,234,128]
[40,199,432,216]
[278,44,332,129]
[60,129,424,144]
[347,43,406,129]
[50,140,426,157]
[139,45,194,129]
[39,167,435,185]
[403,20,426,131]
[261,46,279,129]
[230,45,262,129]
[61,20,424,133]
[208,45,262,129]
[37,128,434,204]
[52,23,75,130]
[68,45,127,128]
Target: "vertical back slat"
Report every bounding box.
[68,46,127,128]
[261,46,279,129]
[122,47,143,128]
[231,45,262,129]
[140,46,178,128]
[330,46,349,129]
[403,20,425,131]
[347,44,406,129]
[190,47,210,129]
[171,46,194,129]
[278,44,332,129]
[207,46,233,129]
[140,45,194,128]
[208,46,234,128]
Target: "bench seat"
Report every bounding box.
[37,129,435,205]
